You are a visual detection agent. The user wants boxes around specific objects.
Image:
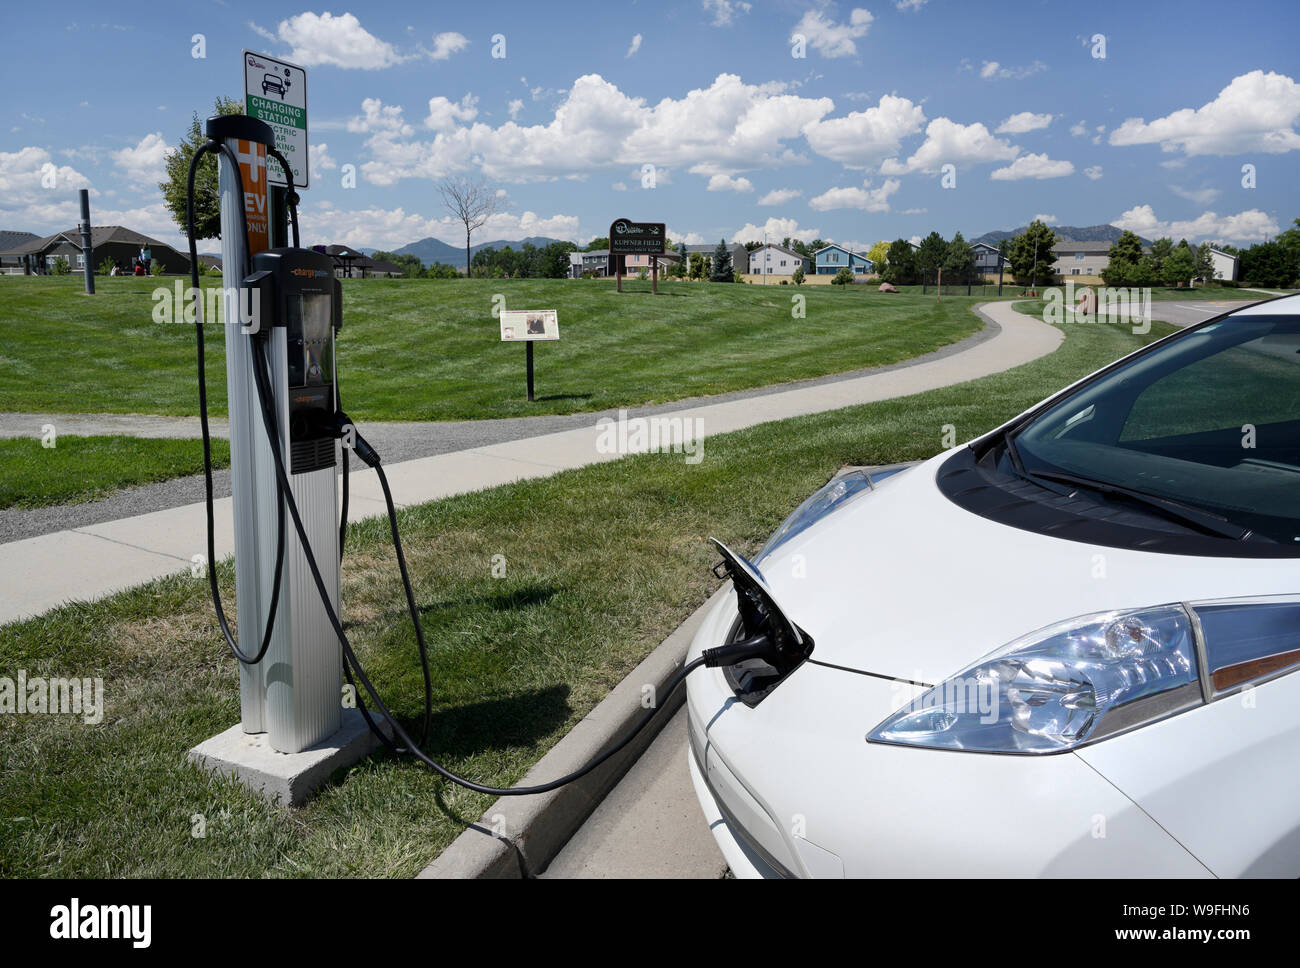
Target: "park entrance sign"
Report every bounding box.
[608,218,666,292]
[243,50,309,188]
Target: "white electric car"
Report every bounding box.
[687,293,1300,878]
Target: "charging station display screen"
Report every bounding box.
[287,293,334,388]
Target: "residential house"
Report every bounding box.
[0,225,190,275]
[0,230,39,273]
[1206,246,1239,283]
[748,243,810,277]
[1051,241,1111,278]
[681,242,747,275]
[577,249,611,276]
[813,243,874,276]
[970,241,1006,275]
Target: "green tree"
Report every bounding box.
[709,238,734,282]
[867,240,890,268]
[944,231,975,283]
[915,231,947,275]
[585,237,609,251]
[372,251,427,278]
[427,262,460,279]
[1107,230,1145,267]
[831,267,854,286]
[688,252,706,280]
[1148,237,1173,276]
[1008,220,1059,285]
[1240,241,1297,288]
[160,96,243,241]
[884,238,916,285]
[1162,246,1196,286]
[97,257,115,276]
[51,256,70,275]
[1194,243,1215,282]
[791,266,805,285]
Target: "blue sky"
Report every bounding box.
[4,0,1299,253]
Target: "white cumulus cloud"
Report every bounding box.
[791,7,873,59]
[803,94,926,169]
[1112,204,1280,243]
[276,12,403,69]
[996,111,1053,134]
[757,187,802,205]
[989,153,1074,180]
[430,31,469,60]
[1109,70,1300,156]
[112,132,169,188]
[809,178,900,213]
[881,117,1018,174]
[626,33,642,58]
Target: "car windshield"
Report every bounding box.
[1013,313,1300,545]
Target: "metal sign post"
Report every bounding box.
[500,310,559,402]
[78,189,94,295]
[244,49,308,248]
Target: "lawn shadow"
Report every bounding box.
[531,393,592,403]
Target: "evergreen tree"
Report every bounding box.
[159,97,243,241]
[710,238,734,282]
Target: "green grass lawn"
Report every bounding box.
[0,275,986,421]
[0,305,1174,878]
[0,436,230,509]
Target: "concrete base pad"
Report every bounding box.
[188,709,392,807]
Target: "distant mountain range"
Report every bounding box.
[972,224,1151,246]
[381,236,569,266]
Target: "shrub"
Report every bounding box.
[831,267,854,286]
[791,266,805,286]
[98,257,115,276]
[51,256,70,275]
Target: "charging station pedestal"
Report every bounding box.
[188,116,388,805]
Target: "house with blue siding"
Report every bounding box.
[813,243,874,276]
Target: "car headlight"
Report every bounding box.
[867,605,1202,754]
[758,468,903,562]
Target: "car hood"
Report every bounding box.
[755,449,1298,683]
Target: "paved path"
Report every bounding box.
[0,300,1062,624]
[539,707,726,878]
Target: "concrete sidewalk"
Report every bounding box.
[0,300,1061,624]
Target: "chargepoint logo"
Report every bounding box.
[0,671,103,724]
[49,898,151,948]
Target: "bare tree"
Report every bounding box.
[438,176,500,276]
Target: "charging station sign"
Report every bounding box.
[243,50,308,189]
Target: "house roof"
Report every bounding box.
[0,225,181,257]
[1052,241,1113,253]
[0,230,39,253]
[752,243,806,259]
[813,243,871,260]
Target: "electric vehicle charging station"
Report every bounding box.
[187,59,782,809]
[187,113,386,802]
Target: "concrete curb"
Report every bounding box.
[417,590,722,879]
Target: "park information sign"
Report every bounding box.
[500,310,559,341]
[243,50,309,188]
[608,219,666,255]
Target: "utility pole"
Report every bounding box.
[78,189,94,295]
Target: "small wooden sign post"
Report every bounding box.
[608,218,666,293]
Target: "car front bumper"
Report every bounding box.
[685,597,1213,878]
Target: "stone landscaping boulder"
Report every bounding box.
[878,282,899,293]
